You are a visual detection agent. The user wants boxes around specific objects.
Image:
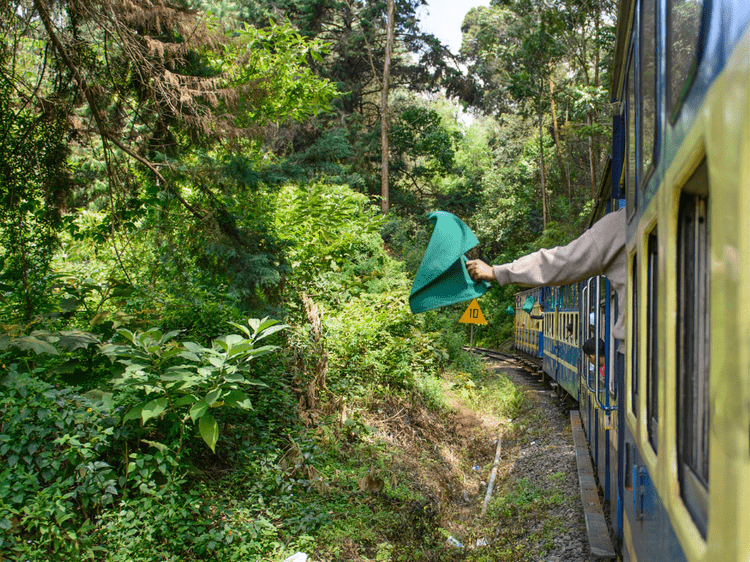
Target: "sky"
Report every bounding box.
[417,0,491,54]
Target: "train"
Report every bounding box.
[512,0,750,560]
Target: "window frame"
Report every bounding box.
[676,161,710,537]
[646,229,659,452]
[638,0,659,189]
[626,44,637,218]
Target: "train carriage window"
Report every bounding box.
[640,0,658,185]
[676,161,709,537]
[668,0,704,121]
[647,230,659,452]
[626,50,636,216]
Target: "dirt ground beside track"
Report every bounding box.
[354,354,594,561]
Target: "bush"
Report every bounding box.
[0,370,123,560]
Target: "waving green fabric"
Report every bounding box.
[522,296,535,314]
[409,211,490,314]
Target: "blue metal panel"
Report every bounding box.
[598,413,610,501]
[538,330,543,359]
[622,425,688,561]
[614,351,625,543]
[557,340,580,397]
[581,387,590,438]
[612,115,624,199]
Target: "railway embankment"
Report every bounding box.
[308,350,599,561]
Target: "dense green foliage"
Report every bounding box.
[1,0,615,558]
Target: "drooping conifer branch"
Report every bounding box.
[32,0,207,221]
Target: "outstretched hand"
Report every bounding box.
[466,259,495,283]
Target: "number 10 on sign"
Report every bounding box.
[459,299,487,347]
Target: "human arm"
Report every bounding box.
[467,208,626,288]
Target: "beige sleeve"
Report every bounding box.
[492,208,626,289]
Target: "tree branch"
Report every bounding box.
[31,0,206,222]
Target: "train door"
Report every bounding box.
[580,276,618,506]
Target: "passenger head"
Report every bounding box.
[582,337,606,366]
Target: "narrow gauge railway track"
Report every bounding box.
[467,347,579,403]
[464,345,616,561]
[465,346,542,372]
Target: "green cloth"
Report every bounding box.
[506,305,515,315]
[522,295,535,314]
[409,211,490,314]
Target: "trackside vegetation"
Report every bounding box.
[2,0,615,559]
[1,180,513,561]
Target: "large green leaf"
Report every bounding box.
[174,395,197,407]
[225,390,253,410]
[254,323,288,342]
[205,388,222,406]
[223,334,245,347]
[183,341,206,353]
[199,413,219,452]
[208,356,225,369]
[117,329,137,344]
[141,397,169,423]
[55,330,101,351]
[227,342,252,357]
[123,405,144,423]
[3,335,59,355]
[190,400,209,422]
[223,372,246,383]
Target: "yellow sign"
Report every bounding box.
[459,299,487,325]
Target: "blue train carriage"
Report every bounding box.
[612,0,750,559]
[540,283,581,401]
[513,287,544,359]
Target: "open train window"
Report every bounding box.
[631,254,638,417]
[676,161,709,537]
[626,48,636,217]
[640,0,658,187]
[668,0,705,121]
[647,230,659,452]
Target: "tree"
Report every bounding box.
[380,0,396,213]
[458,0,615,225]
[239,0,459,199]
[460,0,565,228]
[0,40,71,319]
[1,0,336,315]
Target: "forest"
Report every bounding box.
[0,0,615,559]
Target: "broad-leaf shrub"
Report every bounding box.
[0,370,122,559]
[104,318,287,452]
[322,292,449,395]
[274,181,384,283]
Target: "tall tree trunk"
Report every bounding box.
[595,2,601,88]
[581,17,599,197]
[380,0,395,214]
[549,76,571,202]
[580,26,597,197]
[592,0,601,192]
[586,111,597,197]
[538,85,548,230]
